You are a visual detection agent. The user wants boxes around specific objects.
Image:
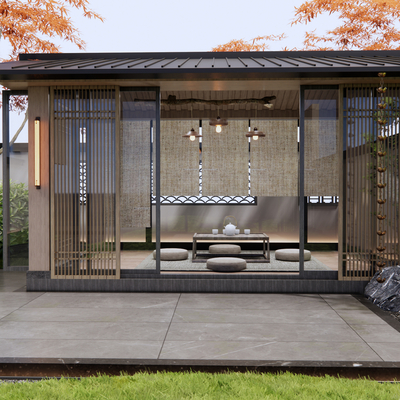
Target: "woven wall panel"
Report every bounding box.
[120,120,151,228]
[202,120,249,196]
[305,120,339,196]
[160,120,200,196]
[250,120,298,196]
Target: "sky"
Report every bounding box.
[3,0,341,142]
[64,0,339,53]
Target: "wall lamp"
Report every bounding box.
[34,117,40,188]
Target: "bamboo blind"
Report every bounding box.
[51,87,119,279]
[250,120,298,196]
[160,120,199,195]
[342,85,399,280]
[120,120,151,228]
[305,119,339,196]
[202,120,249,196]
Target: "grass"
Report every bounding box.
[0,372,399,400]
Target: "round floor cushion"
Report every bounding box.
[206,257,247,272]
[275,249,311,262]
[209,244,241,254]
[153,248,188,261]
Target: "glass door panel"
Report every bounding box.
[120,89,157,271]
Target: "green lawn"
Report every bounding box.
[0,372,399,399]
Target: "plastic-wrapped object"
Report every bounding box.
[365,266,400,312]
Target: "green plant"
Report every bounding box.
[0,180,29,255]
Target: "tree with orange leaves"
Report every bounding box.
[292,0,400,50]
[212,34,286,52]
[1,0,103,61]
[213,0,400,51]
[0,1,102,143]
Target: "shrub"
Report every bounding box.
[0,180,29,255]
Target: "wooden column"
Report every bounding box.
[28,87,50,271]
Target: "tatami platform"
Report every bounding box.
[1,271,400,369]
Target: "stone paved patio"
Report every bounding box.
[1,271,400,364]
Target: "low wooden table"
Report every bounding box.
[192,233,270,263]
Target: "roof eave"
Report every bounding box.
[0,66,399,84]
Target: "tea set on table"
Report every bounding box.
[212,216,251,236]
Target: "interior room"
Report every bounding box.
[119,89,339,272]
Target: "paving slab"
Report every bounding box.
[350,324,400,343]
[23,292,180,309]
[165,322,363,343]
[172,308,346,325]
[0,321,170,341]
[176,293,327,310]
[0,339,162,359]
[2,307,175,323]
[367,343,400,362]
[159,340,382,362]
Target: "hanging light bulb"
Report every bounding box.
[182,105,202,141]
[209,116,228,133]
[246,109,265,140]
[245,127,265,141]
[183,128,201,141]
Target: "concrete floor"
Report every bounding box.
[1,271,400,365]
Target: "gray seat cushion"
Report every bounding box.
[153,248,188,261]
[209,244,241,254]
[206,257,247,272]
[275,249,311,262]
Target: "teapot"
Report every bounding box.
[223,215,238,236]
[224,222,236,236]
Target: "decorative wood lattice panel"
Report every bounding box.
[51,87,119,279]
[343,85,399,280]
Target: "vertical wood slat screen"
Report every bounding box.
[51,87,119,279]
[202,120,249,196]
[342,85,399,280]
[250,120,298,196]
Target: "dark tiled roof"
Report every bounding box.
[1,51,400,80]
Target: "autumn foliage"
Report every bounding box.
[0,0,103,61]
[213,0,400,51]
[212,34,286,52]
[0,1,102,111]
[292,0,400,50]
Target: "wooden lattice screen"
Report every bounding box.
[51,87,120,278]
[342,85,400,280]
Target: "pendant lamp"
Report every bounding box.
[209,116,228,133]
[183,106,202,141]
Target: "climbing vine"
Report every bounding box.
[376,72,388,272]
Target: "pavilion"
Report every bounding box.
[0,50,399,292]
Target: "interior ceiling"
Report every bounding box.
[121,90,299,119]
[121,89,337,119]
[161,90,299,119]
